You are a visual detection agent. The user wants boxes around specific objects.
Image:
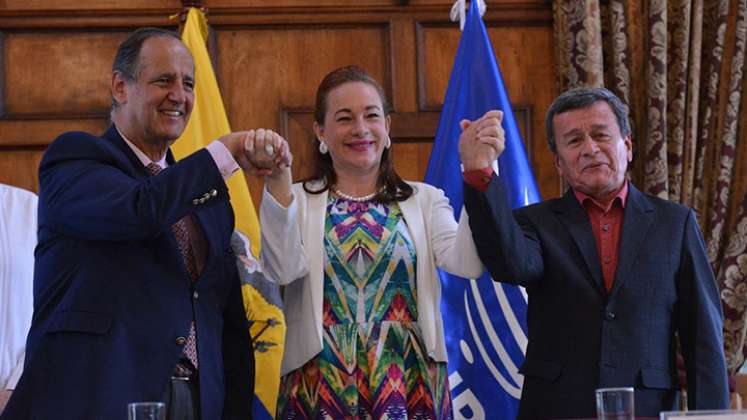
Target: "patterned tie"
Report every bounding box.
[146,163,199,368]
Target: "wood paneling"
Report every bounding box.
[4,31,126,115]
[1,0,179,10]
[0,117,109,147]
[0,148,44,193]
[0,1,559,205]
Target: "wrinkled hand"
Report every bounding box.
[219,129,292,177]
[458,110,505,171]
[243,129,292,178]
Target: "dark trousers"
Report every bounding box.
[163,359,200,420]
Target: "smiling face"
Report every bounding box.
[111,36,194,149]
[313,81,390,179]
[552,100,633,203]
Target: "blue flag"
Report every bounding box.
[424,4,541,419]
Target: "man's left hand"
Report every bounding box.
[458,110,505,171]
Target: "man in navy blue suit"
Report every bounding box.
[2,28,289,420]
[459,88,728,419]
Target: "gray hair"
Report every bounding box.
[111,27,183,109]
[545,87,630,153]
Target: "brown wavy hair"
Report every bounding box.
[302,65,413,203]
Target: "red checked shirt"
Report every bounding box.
[574,182,628,293]
[463,167,494,192]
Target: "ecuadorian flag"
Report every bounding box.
[176,8,286,419]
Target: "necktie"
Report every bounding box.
[146,163,199,368]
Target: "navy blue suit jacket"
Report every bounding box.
[464,177,728,419]
[2,126,253,420]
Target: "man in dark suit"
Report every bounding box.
[459,88,729,419]
[2,27,288,420]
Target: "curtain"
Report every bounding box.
[553,0,747,374]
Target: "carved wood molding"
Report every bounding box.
[0,3,551,29]
[0,11,179,30]
[0,116,109,147]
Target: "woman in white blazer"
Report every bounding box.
[259,66,501,420]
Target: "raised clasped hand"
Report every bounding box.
[243,128,292,178]
[220,129,292,177]
[458,110,505,171]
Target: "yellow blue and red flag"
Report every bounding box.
[177,8,285,419]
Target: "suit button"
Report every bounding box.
[210,189,218,197]
[176,336,187,345]
[193,291,199,300]
[605,312,616,321]
[202,193,211,200]
[192,199,199,205]
[198,197,206,204]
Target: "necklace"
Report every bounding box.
[332,188,378,202]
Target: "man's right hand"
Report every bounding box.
[458,110,505,171]
[219,129,293,207]
[218,129,292,176]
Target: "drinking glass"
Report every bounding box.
[127,402,165,420]
[595,387,634,420]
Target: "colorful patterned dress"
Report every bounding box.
[277,196,452,420]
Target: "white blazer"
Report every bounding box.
[0,184,37,390]
[260,180,483,376]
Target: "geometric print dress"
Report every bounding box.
[277,196,452,420]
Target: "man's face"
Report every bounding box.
[112,36,194,147]
[552,101,632,201]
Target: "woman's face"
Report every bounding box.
[314,81,390,179]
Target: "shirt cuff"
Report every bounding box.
[5,352,24,389]
[206,141,240,180]
[462,166,495,192]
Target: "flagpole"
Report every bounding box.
[450,0,487,31]
[178,1,205,32]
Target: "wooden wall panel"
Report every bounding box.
[4,31,126,115]
[0,118,109,146]
[0,149,43,192]
[1,0,178,10]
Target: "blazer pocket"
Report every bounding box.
[640,367,675,390]
[519,358,563,382]
[47,310,112,335]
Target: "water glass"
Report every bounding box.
[127,402,165,420]
[595,387,634,420]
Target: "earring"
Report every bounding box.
[319,140,328,154]
[384,135,391,149]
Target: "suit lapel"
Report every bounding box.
[102,125,178,178]
[101,125,150,178]
[553,189,606,296]
[609,184,655,297]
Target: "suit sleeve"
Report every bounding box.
[463,176,544,287]
[38,132,227,241]
[677,209,729,409]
